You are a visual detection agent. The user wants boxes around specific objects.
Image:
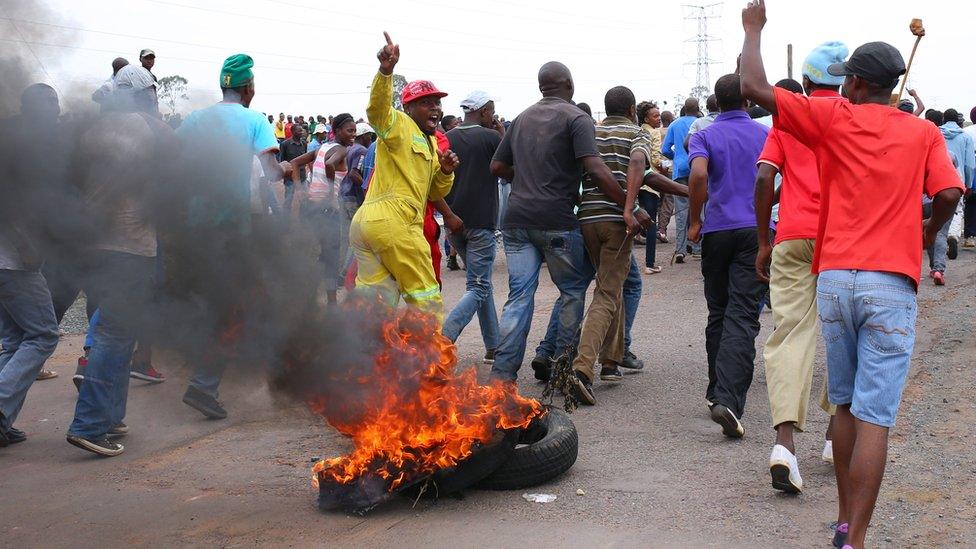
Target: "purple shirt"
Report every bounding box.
[688,110,770,235]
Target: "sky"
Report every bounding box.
[2,0,974,120]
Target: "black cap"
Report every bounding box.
[827,41,905,87]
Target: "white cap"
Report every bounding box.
[355,122,374,136]
[460,90,492,112]
[313,124,328,134]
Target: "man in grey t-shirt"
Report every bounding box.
[488,61,636,382]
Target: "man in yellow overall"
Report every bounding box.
[350,32,459,318]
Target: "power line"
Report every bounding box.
[682,3,722,101]
[142,0,654,57]
[0,9,62,96]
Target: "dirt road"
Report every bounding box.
[3,241,974,548]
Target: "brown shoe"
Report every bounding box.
[35,370,58,381]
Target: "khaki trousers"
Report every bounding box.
[572,221,632,381]
[763,239,835,431]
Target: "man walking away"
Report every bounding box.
[740,3,964,546]
[687,73,769,437]
[964,107,976,248]
[755,41,848,495]
[66,72,177,456]
[176,54,289,421]
[442,91,506,362]
[0,84,63,448]
[932,108,973,277]
[489,62,634,383]
[662,98,701,263]
[656,110,676,243]
[565,86,658,404]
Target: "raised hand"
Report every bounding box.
[438,148,460,175]
[377,31,400,75]
[741,0,766,33]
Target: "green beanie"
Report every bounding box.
[220,53,254,89]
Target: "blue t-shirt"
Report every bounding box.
[308,139,323,154]
[661,115,697,180]
[687,110,770,235]
[361,141,377,192]
[177,103,278,226]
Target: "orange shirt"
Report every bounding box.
[772,87,963,286]
[759,90,844,244]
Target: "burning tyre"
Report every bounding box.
[477,407,578,490]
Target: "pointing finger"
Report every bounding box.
[383,31,393,46]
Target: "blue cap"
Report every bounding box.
[802,41,849,86]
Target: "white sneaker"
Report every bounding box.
[964,236,976,248]
[769,444,803,493]
[822,440,834,464]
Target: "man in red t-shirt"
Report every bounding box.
[741,3,964,548]
[754,42,848,497]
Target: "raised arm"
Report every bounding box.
[739,0,776,115]
[367,32,400,135]
[908,89,925,117]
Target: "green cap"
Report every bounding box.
[220,53,254,89]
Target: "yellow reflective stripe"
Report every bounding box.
[404,285,440,301]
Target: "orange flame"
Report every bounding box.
[310,307,542,491]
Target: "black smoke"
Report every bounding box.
[0,2,417,432]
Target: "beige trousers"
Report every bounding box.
[572,221,632,381]
[763,238,835,431]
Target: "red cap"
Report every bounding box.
[401,80,447,105]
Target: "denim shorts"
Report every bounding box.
[816,270,918,428]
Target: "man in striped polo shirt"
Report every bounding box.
[567,86,654,405]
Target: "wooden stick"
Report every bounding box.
[896,34,922,103]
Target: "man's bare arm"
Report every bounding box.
[490,160,514,181]
[739,0,776,115]
[687,157,709,243]
[754,163,777,282]
[642,172,689,197]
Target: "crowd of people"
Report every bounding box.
[1,3,974,547]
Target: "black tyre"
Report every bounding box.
[401,427,519,499]
[476,407,578,490]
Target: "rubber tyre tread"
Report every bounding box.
[476,408,578,490]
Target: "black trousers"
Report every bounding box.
[701,228,767,418]
[965,193,976,238]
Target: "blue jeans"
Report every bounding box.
[816,270,918,428]
[68,252,155,439]
[638,192,660,267]
[189,364,225,400]
[497,180,511,228]
[0,269,59,430]
[84,309,101,348]
[672,178,700,256]
[622,254,641,352]
[536,254,642,358]
[443,229,500,350]
[491,228,590,380]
